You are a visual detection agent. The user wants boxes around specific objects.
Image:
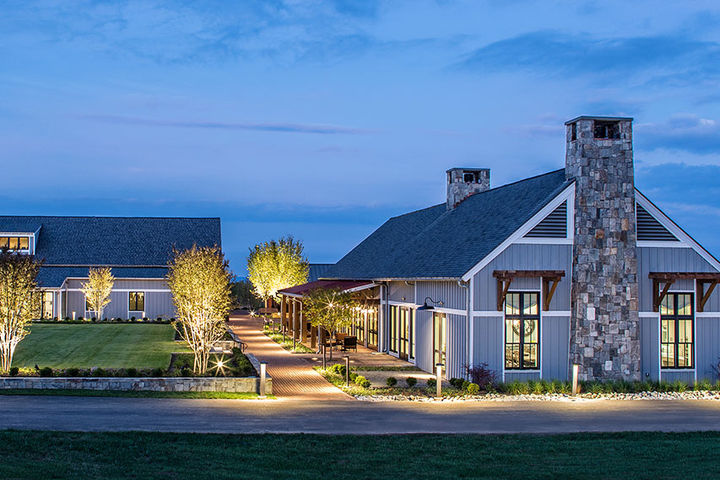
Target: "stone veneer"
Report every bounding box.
[446,168,490,209]
[566,116,641,381]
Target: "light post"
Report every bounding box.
[572,364,580,395]
[259,361,267,398]
[436,363,444,398]
[344,355,350,386]
[322,344,327,369]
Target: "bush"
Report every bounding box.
[151,368,164,377]
[349,372,358,382]
[9,366,19,376]
[426,378,436,389]
[180,367,191,377]
[466,382,480,395]
[449,378,464,388]
[461,380,470,391]
[66,367,80,377]
[91,368,107,377]
[406,377,417,388]
[354,375,370,388]
[386,377,398,387]
[464,363,497,391]
[39,367,53,377]
[126,367,138,377]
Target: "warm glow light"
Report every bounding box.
[212,356,228,376]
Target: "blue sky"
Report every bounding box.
[2,0,720,275]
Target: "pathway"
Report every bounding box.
[228,314,352,401]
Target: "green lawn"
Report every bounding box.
[12,324,188,369]
[0,431,719,479]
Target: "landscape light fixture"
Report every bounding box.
[417,297,444,311]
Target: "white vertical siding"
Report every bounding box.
[388,282,415,303]
[446,313,467,379]
[696,317,720,381]
[416,281,467,310]
[541,315,570,380]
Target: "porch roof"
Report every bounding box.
[278,279,375,298]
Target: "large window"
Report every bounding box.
[367,307,378,349]
[389,306,414,360]
[661,293,694,369]
[0,236,30,251]
[505,292,540,370]
[129,292,145,312]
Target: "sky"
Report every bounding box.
[2,0,720,275]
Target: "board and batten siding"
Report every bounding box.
[541,315,570,381]
[414,310,434,373]
[638,247,720,312]
[640,316,660,381]
[697,317,720,381]
[387,281,415,303]
[446,313,467,379]
[473,244,572,312]
[472,315,503,377]
[416,281,467,311]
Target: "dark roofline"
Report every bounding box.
[564,115,633,125]
[0,215,220,220]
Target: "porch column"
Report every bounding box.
[57,290,63,320]
[280,295,287,332]
[299,300,305,343]
[292,299,298,340]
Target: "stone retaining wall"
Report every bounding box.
[0,376,271,393]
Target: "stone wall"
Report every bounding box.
[566,116,641,381]
[446,168,490,209]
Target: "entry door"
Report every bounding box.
[398,308,409,360]
[433,312,447,368]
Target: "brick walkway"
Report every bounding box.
[228,314,353,401]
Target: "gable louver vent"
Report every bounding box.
[637,204,677,241]
[525,201,567,238]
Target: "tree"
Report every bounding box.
[167,245,233,374]
[247,236,309,307]
[81,267,114,320]
[303,288,355,360]
[0,249,41,373]
[231,279,263,310]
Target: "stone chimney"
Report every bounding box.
[565,116,640,381]
[446,168,490,209]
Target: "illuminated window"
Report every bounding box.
[505,292,540,370]
[129,292,145,312]
[0,236,30,251]
[661,293,694,369]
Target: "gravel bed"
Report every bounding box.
[355,390,720,402]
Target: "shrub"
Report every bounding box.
[506,381,530,395]
[695,379,713,391]
[354,375,370,388]
[386,377,398,387]
[466,382,480,395]
[528,380,543,395]
[672,380,688,393]
[426,378,436,389]
[406,377,417,388]
[449,378,464,388]
[126,367,138,377]
[349,372,358,382]
[461,380,470,391]
[66,367,80,377]
[463,363,497,391]
[180,367,191,377]
[39,367,53,377]
[151,368,164,377]
[9,366,19,376]
[91,368,107,377]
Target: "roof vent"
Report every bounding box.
[525,201,567,238]
[637,203,677,241]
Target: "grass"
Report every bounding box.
[1,431,720,479]
[12,324,189,369]
[262,326,314,353]
[0,389,271,399]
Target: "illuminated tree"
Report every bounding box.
[304,288,355,360]
[0,249,41,373]
[81,267,114,320]
[167,245,233,374]
[247,236,309,307]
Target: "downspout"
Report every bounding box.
[458,279,470,380]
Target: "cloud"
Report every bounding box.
[454,31,720,83]
[80,114,372,135]
[636,114,720,154]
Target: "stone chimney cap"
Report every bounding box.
[446,167,490,173]
[564,115,633,125]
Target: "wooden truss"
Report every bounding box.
[649,272,720,313]
[493,270,565,312]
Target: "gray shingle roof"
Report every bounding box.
[308,263,334,282]
[324,169,571,280]
[0,216,221,287]
[38,266,168,288]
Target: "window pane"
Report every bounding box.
[523,293,538,315]
[505,345,520,368]
[661,320,675,343]
[661,344,674,368]
[678,319,692,343]
[660,294,674,316]
[677,344,691,368]
[505,293,520,315]
[523,344,538,369]
[0,237,7,248]
[8,237,18,250]
[506,319,521,343]
[678,294,693,316]
[18,237,29,249]
[524,319,538,343]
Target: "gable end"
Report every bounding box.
[524,201,567,238]
[636,203,678,241]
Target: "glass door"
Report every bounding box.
[398,308,410,360]
[433,312,446,369]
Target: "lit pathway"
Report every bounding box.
[228,314,353,401]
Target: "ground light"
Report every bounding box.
[436,363,444,398]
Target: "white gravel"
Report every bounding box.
[355,390,720,402]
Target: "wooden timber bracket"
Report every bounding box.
[493,270,565,312]
[649,272,720,313]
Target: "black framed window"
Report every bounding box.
[505,292,540,370]
[661,293,694,369]
[129,292,145,312]
[367,307,378,349]
[40,291,53,319]
[0,236,30,251]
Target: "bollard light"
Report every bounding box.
[344,355,350,386]
[436,363,444,398]
[322,344,327,369]
[72,311,76,321]
[259,361,267,398]
[572,364,580,395]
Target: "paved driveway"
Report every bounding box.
[3,396,720,433]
